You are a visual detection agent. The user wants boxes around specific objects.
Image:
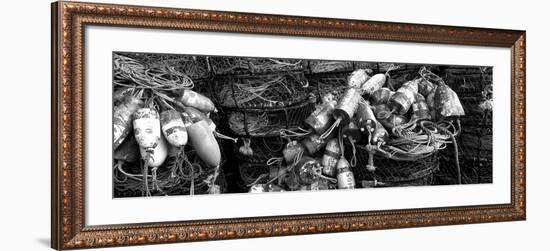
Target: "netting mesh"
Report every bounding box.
[227,98,316,137]
[344,144,439,187]
[307,72,349,100]
[213,72,310,109]
[209,56,305,75]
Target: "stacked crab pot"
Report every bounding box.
[209,56,318,192]
[112,53,227,197]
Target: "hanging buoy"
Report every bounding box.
[319,88,361,141]
[133,107,163,197]
[133,108,161,150]
[183,106,208,121]
[321,138,340,177]
[336,157,355,189]
[295,156,321,185]
[411,93,431,121]
[160,110,188,147]
[434,83,465,119]
[187,120,221,167]
[300,134,328,155]
[183,107,215,131]
[139,135,168,167]
[283,140,305,164]
[342,121,362,143]
[334,87,362,125]
[373,103,406,129]
[304,96,337,135]
[238,138,254,156]
[178,89,217,113]
[183,106,207,121]
[360,73,386,95]
[356,101,377,135]
[370,87,394,106]
[388,78,421,115]
[113,96,142,149]
[184,107,237,142]
[347,69,371,88]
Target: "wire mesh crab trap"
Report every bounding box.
[433,66,493,184]
[115,52,211,80]
[352,61,378,70]
[113,143,228,197]
[307,71,350,101]
[233,135,286,164]
[213,72,311,109]
[442,66,493,127]
[208,56,306,76]
[435,121,492,184]
[226,97,316,137]
[344,145,439,187]
[306,60,355,74]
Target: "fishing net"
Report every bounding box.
[209,56,305,75]
[113,143,228,197]
[213,72,310,109]
[234,136,286,164]
[227,98,316,137]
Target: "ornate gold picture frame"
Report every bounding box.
[51,1,525,249]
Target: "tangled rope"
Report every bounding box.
[219,73,307,107]
[114,150,219,196]
[114,54,195,91]
[213,57,303,74]
[310,61,352,73]
[367,119,462,184]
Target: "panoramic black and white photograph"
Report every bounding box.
[112,52,493,198]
